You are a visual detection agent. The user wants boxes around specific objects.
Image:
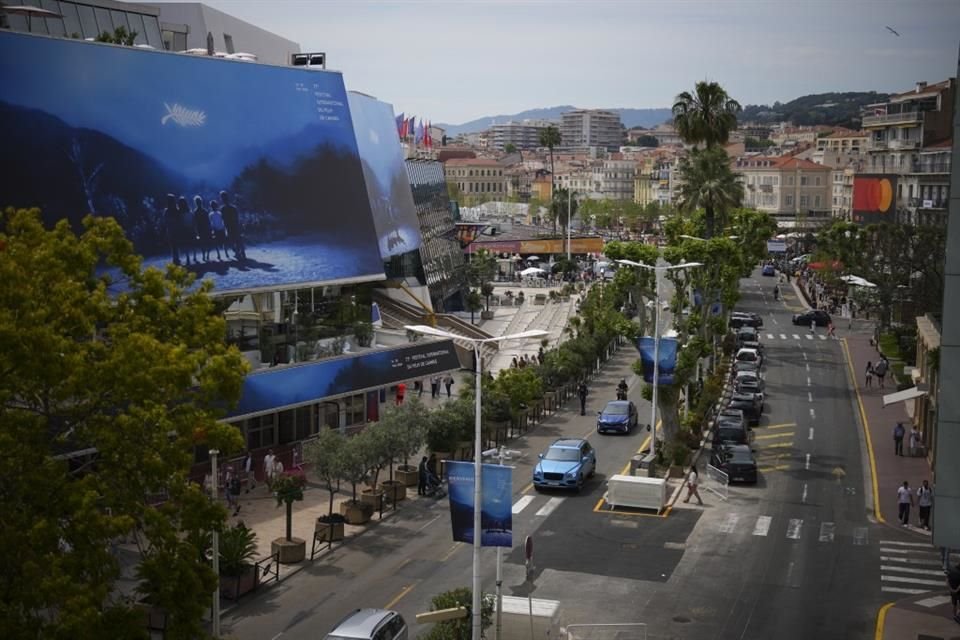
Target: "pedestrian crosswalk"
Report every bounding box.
[512,494,564,516]
[764,333,831,341]
[879,540,950,596]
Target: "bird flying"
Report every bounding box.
[885,26,901,36]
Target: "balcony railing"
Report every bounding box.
[888,139,919,150]
[910,162,952,174]
[862,111,922,127]
[909,198,948,209]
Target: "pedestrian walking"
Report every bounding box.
[947,563,960,623]
[865,361,874,388]
[893,422,906,457]
[443,373,454,398]
[874,357,888,389]
[263,449,277,489]
[417,379,425,397]
[417,456,428,496]
[682,466,704,506]
[577,382,588,416]
[909,425,921,457]
[430,375,441,399]
[827,322,836,339]
[395,381,406,406]
[810,319,816,335]
[243,451,256,493]
[427,453,439,481]
[917,480,933,530]
[942,547,953,572]
[224,468,240,516]
[897,480,914,527]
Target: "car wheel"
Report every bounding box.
[588,464,596,478]
[576,474,584,491]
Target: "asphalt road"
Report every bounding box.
[223,268,923,640]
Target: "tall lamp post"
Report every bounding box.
[209,448,221,638]
[404,325,549,640]
[616,260,701,461]
[566,189,579,261]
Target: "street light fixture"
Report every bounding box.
[615,260,701,461]
[403,325,549,640]
[679,234,739,241]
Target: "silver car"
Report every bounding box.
[326,609,408,640]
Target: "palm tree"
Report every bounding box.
[677,147,743,239]
[672,81,742,150]
[539,125,562,232]
[551,188,579,236]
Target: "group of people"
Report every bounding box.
[896,478,934,530]
[865,356,891,389]
[164,189,247,267]
[205,450,285,517]
[417,454,442,496]
[891,420,923,458]
[510,351,543,369]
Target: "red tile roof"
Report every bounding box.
[923,138,952,149]
[444,158,503,167]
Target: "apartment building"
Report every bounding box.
[444,158,507,199]
[560,109,623,151]
[634,162,675,206]
[817,128,868,154]
[861,79,955,225]
[596,159,637,200]
[830,167,856,221]
[648,124,684,147]
[734,156,832,228]
[488,120,552,150]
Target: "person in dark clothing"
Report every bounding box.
[192,195,210,263]
[577,382,588,415]
[893,422,905,456]
[164,194,182,265]
[427,453,438,481]
[417,456,428,496]
[176,197,193,265]
[948,564,960,623]
[220,190,245,260]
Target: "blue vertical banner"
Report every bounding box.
[446,461,512,547]
[635,337,679,385]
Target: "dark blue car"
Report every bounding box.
[597,400,638,434]
[762,264,776,277]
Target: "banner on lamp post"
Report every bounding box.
[445,461,512,547]
[635,336,679,385]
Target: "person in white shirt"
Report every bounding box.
[897,480,914,527]
[243,452,255,493]
[909,426,921,457]
[682,466,703,506]
[917,480,933,530]
[263,450,276,488]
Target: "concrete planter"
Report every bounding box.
[396,466,419,487]
[340,500,374,525]
[480,310,495,320]
[271,537,306,564]
[382,480,406,502]
[220,566,257,600]
[315,517,346,542]
[361,489,385,511]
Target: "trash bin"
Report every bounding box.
[630,455,644,476]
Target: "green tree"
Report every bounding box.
[552,188,579,235]
[635,134,659,147]
[504,143,517,154]
[672,80,742,150]
[538,125,562,232]
[676,146,744,240]
[272,473,306,541]
[465,289,483,325]
[422,587,494,640]
[0,208,247,639]
[305,428,345,517]
[467,248,497,289]
[96,25,137,46]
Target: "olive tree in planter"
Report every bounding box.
[304,428,347,543]
[362,422,394,508]
[339,430,376,525]
[426,401,469,468]
[271,473,307,564]
[394,401,428,487]
[219,523,259,600]
[422,587,494,640]
[353,320,374,348]
[480,282,496,320]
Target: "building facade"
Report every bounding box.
[444,158,507,201]
[560,109,623,150]
[488,120,552,150]
[598,159,637,200]
[1,0,166,48]
[734,156,832,228]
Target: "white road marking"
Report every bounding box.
[806,334,814,340]
[792,334,800,340]
[807,392,813,403]
[808,427,814,440]
[882,586,930,595]
[786,518,802,539]
[805,453,811,470]
[805,363,810,372]
[881,565,947,577]
[771,317,778,325]
[417,515,441,532]
[802,352,808,361]
[512,495,535,514]
[801,484,808,504]
[535,497,564,517]
[809,408,816,420]
[880,540,935,548]
[818,522,835,542]
[853,527,868,545]
[806,376,811,386]
[719,513,740,533]
[916,595,952,608]
[878,548,913,555]
[767,333,775,340]
[753,516,772,536]
[881,575,945,587]
[779,333,787,340]
[881,556,943,566]
[819,335,827,340]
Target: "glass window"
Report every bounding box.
[21,0,48,34]
[126,13,146,45]
[77,4,97,38]
[5,11,28,31]
[800,195,809,207]
[295,406,315,441]
[278,409,295,444]
[143,16,163,48]
[109,10,129,33]
[60,1,82,38]
[246,414,276,450]
[93,7,113,37]
[223,33,235,53]
[785,195,794,206]
[42,0,66,36]
[174,31,187,51]
[345,394,365,425]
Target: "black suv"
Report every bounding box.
[710,444,758,483]
[729,312,763,329]
[792,309,831,327]
[728,393,762,426]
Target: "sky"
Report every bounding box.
[156,0,960,125]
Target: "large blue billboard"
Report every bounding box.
[446,461,513,547]
[348,92,422,259]
[635,336,679,385]
[0,32,385,293]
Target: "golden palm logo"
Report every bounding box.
[161,103,206,127]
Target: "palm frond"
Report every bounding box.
[161,103,207,127]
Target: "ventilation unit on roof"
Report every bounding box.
[292,52,326,69]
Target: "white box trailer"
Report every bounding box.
[604,474,667,512]
[499,595,562,640]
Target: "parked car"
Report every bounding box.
[713,421,751,447]
[325,609,408,640]
[597,400,638,434]
[735,347,763,367]
[792,309,832,327]
[533,438,597,491]
[761,264,776,277]
[734,359,761,375]
[728,393,762,426]
[741,339,765,355]
[735,326,758,348]
[717,408,748,431]
[729,312,763,329]
[710,444,758,483]
[735,370,765,391]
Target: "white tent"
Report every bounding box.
[520,267,545,277]
[840,275,877,288]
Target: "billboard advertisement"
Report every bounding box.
[852,174,897,225]
[446,461,513,547]
[0,32,384,293]
[635,336,679,385]
[347,92,422,259]
[231,339,461,418]
[466,237,605,255]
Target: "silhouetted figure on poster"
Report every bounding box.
[208,200,227,261]
[164,193,182,265]
[192,195,210,263]
[220,190,245,261]
[176,196,192,265]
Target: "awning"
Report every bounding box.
[882,386,927,408]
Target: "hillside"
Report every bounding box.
[437,106,672,137]
[740,92,891,128]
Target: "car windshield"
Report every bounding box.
[544,447,580,461]
[603,404,629,415]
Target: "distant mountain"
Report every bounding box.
[437,106,672,137]
[740,92,891,129]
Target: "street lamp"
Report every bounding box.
[615,260,701,461]
[209,449,221,638]
[403,325,549,640]
[566,190,580,261]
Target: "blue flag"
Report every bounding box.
[635,336,679,385]
[446,461,512,547]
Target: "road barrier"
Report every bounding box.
[704,463,729,501]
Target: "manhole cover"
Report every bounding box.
[672,616,692,624]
